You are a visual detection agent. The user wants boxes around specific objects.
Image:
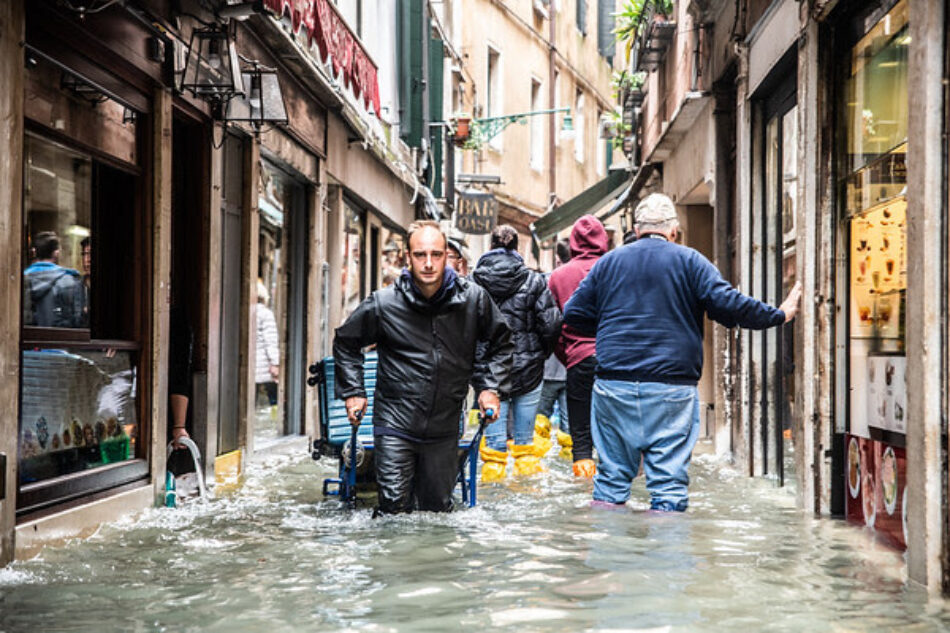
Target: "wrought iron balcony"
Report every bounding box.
[633,2,676,73]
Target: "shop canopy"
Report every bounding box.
[530,167,631,245]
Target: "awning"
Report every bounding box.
[596,163,656,222]
[530,168,631,244]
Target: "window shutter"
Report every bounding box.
[399,0,426,147]
[597,0,614,59]
[576,0,587,35]
[428,37,445,198]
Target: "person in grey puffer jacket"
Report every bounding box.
[23,231,84,328]
[472,225,562,481]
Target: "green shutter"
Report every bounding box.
[428,37,445,198]
[577,0,587,35]
[399,0,425,147]
[597,0,614,59]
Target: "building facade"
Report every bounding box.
[619,0,949,592]
[0,0,438,565]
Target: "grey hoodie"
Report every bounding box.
[24,263,83,328]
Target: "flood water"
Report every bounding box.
[2,440,950,633]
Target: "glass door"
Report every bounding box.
[759,78,798,486]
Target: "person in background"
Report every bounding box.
[23,231,83,328]
[167,303,194,460]
[548,217,608,479]
[472,225,562,481]
[333,220,512,514]
[255,280,281,419]
[446,233,471,277]
[79,236,91,328]
[535,239,573,460]
[564,193,803,511]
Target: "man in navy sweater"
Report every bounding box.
[564,193,802,511]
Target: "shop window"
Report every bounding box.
[381,229,406,288]
[342,201,365,320]
[837,0,908,546]
[19,80,144,511]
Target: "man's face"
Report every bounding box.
[446,248,460,271]
[408,226,447,289]
[82,244,91,275]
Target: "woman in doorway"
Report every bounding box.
[255,280,280,420]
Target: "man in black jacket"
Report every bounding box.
[472,225,562,481]
[333,220,513,514]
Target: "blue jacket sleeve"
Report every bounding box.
[563,262,600,336]
[692,252,785,329]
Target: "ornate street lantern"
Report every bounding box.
[224,64,289,126]
[181,24,244,101]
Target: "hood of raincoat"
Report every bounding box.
[569,215,608,260]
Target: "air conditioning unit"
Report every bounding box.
[533,0,550,19]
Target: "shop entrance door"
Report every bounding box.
[218,132,245,455]
[758,74,798,486]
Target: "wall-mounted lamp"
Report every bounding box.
[224,64,289,127]
[181,24,244,101]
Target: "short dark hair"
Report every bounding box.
[33,231,60,259]
[80,236,90,250]
[490,224,518,250]
[556,239,571,264]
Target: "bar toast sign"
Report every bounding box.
[456,190,497,235]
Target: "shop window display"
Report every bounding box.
[20,72,143,498]
[839,0,908,549]
[342,202,364,320]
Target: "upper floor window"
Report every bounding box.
[574,89,585,163]
[530,79,544,171]
[576,0,588,35]
[487,46,502,150]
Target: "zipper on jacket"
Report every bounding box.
[424,314,440,437]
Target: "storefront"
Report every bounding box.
[833,0,909,549]
[16,5,159,519]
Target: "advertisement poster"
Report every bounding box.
[850,196,906,340]
[846,434,907,550]
[866,355,907,434]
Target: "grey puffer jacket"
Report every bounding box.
[472,249,562,398]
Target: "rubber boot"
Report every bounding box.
[479,438,508,483]
[533,415,553,457]
[556,430,573,461]
[512,443,544,476]
[269,404,278,421]
[573,458,596,479]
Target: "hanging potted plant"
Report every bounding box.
[453,113,472,145]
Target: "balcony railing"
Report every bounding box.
[632,2,676,73]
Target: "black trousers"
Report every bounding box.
[374,434,458,514]
[566,356,596,462]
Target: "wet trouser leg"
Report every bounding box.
[485,383,543,450]
[566,356,596,461]
[537,379,564,419]
[375,435,416,514]
[413,436,459,512]
[591,379,700,511]
[375,435,458,514]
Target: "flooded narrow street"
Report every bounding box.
[1,444,947,633]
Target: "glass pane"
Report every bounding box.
[781,105,799,479]
[342,203,364,320]
[381,229,405,288]
[840,0,908,176]
[256,162,287,444]
[19,348,138,485]
[23,134,91,329]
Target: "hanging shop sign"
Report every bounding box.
[261,0,381,115]
[456,190,497,235]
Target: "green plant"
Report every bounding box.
[606,109,632,150]
[613,0,646,47]
[611,71,646,101]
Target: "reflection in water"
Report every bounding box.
[1,447,947,632]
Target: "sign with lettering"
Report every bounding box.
[456,190,497,235]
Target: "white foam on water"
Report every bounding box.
[490,607,570,626]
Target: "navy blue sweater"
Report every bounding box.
[563,236,785,385]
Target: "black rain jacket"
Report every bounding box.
[471,249,562,397]
[333,270,513,441]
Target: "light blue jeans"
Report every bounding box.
[485,383,543,451]
[590,379,700,511]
